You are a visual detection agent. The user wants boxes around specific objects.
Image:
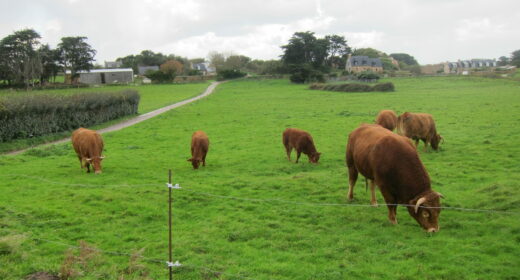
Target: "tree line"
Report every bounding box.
[0,29,96,88]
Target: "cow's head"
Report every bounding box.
[309,152,321,164]
[431,134,442,150]
[86,156,104,174]
[407,191,443,232]
[187,158,201,169]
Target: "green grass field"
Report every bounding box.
[1,77,519,279]
[0,82,210,153]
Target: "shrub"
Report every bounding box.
[288,64,325,84]
[217,69,247,81]
[145,70,174,83]
[372,82,395,92]
[356,71,380,81]
[0,90,140,142]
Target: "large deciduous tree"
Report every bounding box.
[58,36,96,82]
[324,34,351,68]
[0,28,42,87]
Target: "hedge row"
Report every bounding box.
[309,82,395,92]
[0,90,140,142]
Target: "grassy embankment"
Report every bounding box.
[0,77,519,279]
[0,82,211,153]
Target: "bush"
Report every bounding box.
[0,90,140,142]
[217,69,247,81]
[372,82,395,92]
[288,64,325,84]
[356,71,380,81]
[308,82,395,93]
[146,70,174,83]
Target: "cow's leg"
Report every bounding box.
[285,145,292,161]
[347,167,358,200]
[378,184,397,224]
[296,150,301,163]
[202,153,206,166]
[387,204,398,224]
[369,179,378,206]
[414,138,419,148]
[423,139,428,152]
[86,162,91,173]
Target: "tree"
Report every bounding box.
[510,50,520,67]
[352,48,384,58]
[281,31,329,68]
[0,28,42,87]
[160,60,183,77]
[497,56,509,66]
[324,34,351,68]
[389,53,419,66]
[58,36,96,83]
[224,55,251,71]
[208,51,226,71]
[38,44,61,83]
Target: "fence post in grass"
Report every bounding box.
[168,169,173,280]
[166,170,182,277]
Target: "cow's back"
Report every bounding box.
[283,128,312,148]
[347,124,422,188]
[375,110,398,131]
[191,131,209,156]
[397,112,436,139]
[72,128,103,158]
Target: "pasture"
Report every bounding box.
[0,77,519,279]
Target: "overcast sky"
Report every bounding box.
[1,0,519,65]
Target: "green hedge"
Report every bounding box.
[0,90,140,142]
[309,82,395,93]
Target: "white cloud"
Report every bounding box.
[343,31,385,49]
[455,18,506,42]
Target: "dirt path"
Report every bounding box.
[5,81,222,156]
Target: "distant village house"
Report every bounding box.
[345,55,383,73]
[444,59,497,74]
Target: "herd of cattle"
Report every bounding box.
[71,110,443,232]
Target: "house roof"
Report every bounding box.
[65,68,133,74]
[348,56,383,67]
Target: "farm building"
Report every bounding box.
[66,68,134,85]
[191,62,216,75]
[345,55,383,73]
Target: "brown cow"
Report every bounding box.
[71,128,105,174]
[397,112,442,151]
[283,128,321,163]
[375,110,398,131]
[188,131,209,169]
[346,124,443,232]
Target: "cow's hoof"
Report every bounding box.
[371,201,378,207]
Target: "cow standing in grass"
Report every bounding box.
[397,112,442,151]
[71,128,105,174]
[346,124,443,232]
[375,110,398,131]
[188,131,209,169]
[282,128,321,164]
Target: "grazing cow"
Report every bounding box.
[282,128,321,163]
[71,128,105,174]
[375,110,398,131]
[346,124,443,232]
[397,112,442,151]
[188,131,209,169]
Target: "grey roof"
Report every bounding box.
[447,59,497,69]
[348,56,383,67]
[66,68,133,74]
